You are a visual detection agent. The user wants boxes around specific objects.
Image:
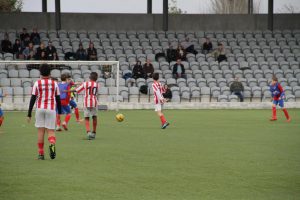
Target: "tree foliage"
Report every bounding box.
[210,0,260,14]
[0,0,23,12]
[168,0,186,14]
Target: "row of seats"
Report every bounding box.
[2,29,300,40]
[1,85,299,104]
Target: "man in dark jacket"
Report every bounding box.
[172,59,185,79]
[230,77,244,102]
[46,41,57,60]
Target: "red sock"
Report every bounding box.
[272,107,277,119]
[56,114,61,126]
[282,108,290,119]
[85,119,90,132]
[74,108,80,121]
[92,117,97,133]
[64,114,71,124]
[160,115,166,125]
[0,116,3,127]
[38,143,44,155]
[48,136,56,144]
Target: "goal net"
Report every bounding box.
[0,60,120,111]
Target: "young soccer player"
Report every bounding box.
[270,76,291,122]
[66,74,82,123]
[0,92,8,127]
[152,72,169,129]
[74,72,99,139]
[56,74,72,131]
[27,64,62,160]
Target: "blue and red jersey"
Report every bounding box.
[270,82,285,101]
[58,82,71,106]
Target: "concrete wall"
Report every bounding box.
[0,13,299,31]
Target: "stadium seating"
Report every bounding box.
[0,29,299,104]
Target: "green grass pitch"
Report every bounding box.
[0,109,299,200]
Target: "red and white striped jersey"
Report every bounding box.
[32,78,60,110]
[76,81,99,108]
[152,81,165,104]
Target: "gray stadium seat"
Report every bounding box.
[129,87,139,102]
[200,87,210,102]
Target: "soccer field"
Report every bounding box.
[0,110,299,200]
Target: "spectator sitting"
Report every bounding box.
[30,28,41,45]
[202,37,213,54]
[13,39,23,59]
[40,51,47,60]
[35,42,47,60]
[172,59,185,79]
[212,43,227,63]
[166,44,177,62]
[20,28,30,43]
[23,42,35,60]
[143,59,154,79]
[230,77,244,102]
[87,42,97,60]
[76,43,87,60]
[46,41,57,60]
[176,45,187,61]
[1,34,13,54]
[162,85,172,102]
[181,37,198,55]
[132,60,144,79]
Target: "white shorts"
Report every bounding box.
[154,104,163,112]
[35,109,56,130]
[84,107,98,118]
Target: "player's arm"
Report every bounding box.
[27,95,37,119]
[277,84,285,99]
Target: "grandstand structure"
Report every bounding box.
[0,1,299,110]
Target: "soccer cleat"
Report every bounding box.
[56,126,62,131]
[90,132,96,139]
[269,118,277,121]
[38,154,45,160]
[49,144,56,159]
[161,122,170,129]
[62,122,68,131]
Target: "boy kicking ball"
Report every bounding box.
[27,64,62,160]
[71,72,99,140]
[152,73,169,129]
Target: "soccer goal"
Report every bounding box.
[0,60,121,111]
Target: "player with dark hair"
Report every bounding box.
[270,76,291,122]
[66,74,82,123]
[0,92,8,127]
[152,72,169,129]
[27,64,62,160]
[74,72,99,139]
[56,73,72,131]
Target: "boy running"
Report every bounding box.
[152,72,169,129]
[27,64,62,160]
[74,72,99,140]
[270,76,291,122]
[0,92,7,127]
[66,74,82,123]
[56,74,72,131]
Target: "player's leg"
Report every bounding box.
[56,113,62,131]
[37,128,46,160]
[84,107,92,139]
[62,105,71,131]
[0,108,4,127]
[90,108,97,139]
[270,100,278,121]
[279,99,291,122]
[45,110,57,159]
[35,109,46,160]
[70,99,81,122]
[155,104,169,129]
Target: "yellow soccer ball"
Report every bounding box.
[116,113,124,122]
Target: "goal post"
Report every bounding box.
[0,60,120,111]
